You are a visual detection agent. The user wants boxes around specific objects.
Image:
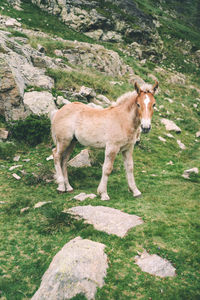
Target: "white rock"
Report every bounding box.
[73,193,97,201]
[56,96,71,106]
[79,86,96,97]
[182,167,199,179]
[165,98,174,103]
[0,128,8,140]
[5,18,21,27]
[165,133,174,138]
[177,139,186,150]
[20,207,30,213]
[22,159,30,162]
[13,155,20,162]
[196,131,200,138]
[34,201,52,208]
[46,154,53,161]
[12,173,21,180]
[31,237,108,300]
[158,136,166,143]
[9,165,23,171]
[166,161,174,165]
[161,118,181,133]
[134,250,176,277]
[68,206,143,237]
[23,91,57,116]
[95,95,111,106]
[68,149,91,168]
[87,103,103,109]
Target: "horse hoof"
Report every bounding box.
[101,194,110,201]
[57,186,66,193]
[67,188,74,193]
[134,191,142,198]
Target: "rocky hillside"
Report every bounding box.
[0,0,199,134]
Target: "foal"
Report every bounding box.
[51,81,158,200]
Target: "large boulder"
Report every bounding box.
[23,91,57,116]
[0,30,55,120]
[0,54,29,121]
[55,41,133,76]
[31,237,108,300]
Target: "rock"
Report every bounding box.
[134,250,176,277]
[182,167,199,179]
[168,73,186,85]
[67,206,143,237]
[165,98,174,103]
[101,31,123,42]
[165,133,174,138]
[31,237,108,300]
[5,18,21,28]
[161,118,181,133]
[23,91,57,116]
[196,131,200,138]
[0,53,28,121]
[13,155,20,161]
[22,158,31,162]
[46,154,53,161]
[9,165,23,171]
[85,29,104,40]
[61,41,132,76]
[0,128,8,140]
[20,207,30,213]
[94,95,111,107]
[68,149,92,168]
[12,173,21,180]
[34,201,52,208]
[177,139,186,150]
[79,86,96,99]
[73,193,97,201]
[56,96,71,106]
[158,136,166,143]
[87,103,103,109]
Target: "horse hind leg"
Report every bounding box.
[53,143,66,192]
[62,139,77,192]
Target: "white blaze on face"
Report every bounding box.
[141,94,151,129]
[144,95,150,112]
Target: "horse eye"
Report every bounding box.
[137,103,140,108]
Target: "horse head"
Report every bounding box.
[135,81,158,133]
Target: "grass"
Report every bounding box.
[0,0,200,299]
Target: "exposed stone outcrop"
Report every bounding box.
[134,250,176,277]
[54,41,133,76]
[68,205,143,237]
[31,237,108,300]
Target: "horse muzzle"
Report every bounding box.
[141,124,151,134]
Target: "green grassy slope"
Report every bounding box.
[0,0,200,299]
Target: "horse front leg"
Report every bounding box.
[122,146,141,197]
[97,145,118,201]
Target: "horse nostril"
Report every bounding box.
[141,125,151,133]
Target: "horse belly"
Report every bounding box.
[75,127,106,148]
[75,118,107,148]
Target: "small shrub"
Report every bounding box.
[8,115,51,146]
[0,141,17,160]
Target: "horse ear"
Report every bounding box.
[152,81,159,94]
[135,82,141,94]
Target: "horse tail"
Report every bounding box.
[50,109,58,123]
[50,109,58,144]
